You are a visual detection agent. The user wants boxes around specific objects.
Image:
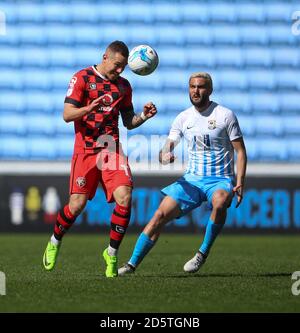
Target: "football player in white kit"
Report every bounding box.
[119,72,247,275]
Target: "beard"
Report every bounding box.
[189,94,209,108]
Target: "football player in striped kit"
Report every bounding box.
[119,72,247,275]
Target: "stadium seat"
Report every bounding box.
[156,25,184,46]
[217,71,248,90]
[236,4,265,23]
[287,140,300,160]
[215,48,243,67]
[276,70,299,90]
[0,115,26,135]
[216,93,251,114]
[209,4,237,23]
[0,136,28,159]
[19,25,46,45]
[50,92,66,114]
[268,25,296,45]
[243,138,258,160]
[183,25,213,46]
[280,94,300,113]
[50,70,73,90]
[243,48,272,68]
[47,25,74,45]
[54,116,74,135]
[237,116,256,137]
[24,93,53,114]
[27,136,57,160]
[257,139,288,161]
[43,4,71,23]
[160,70,189,90]
[156,47,187,68]
[153,3,181,23]
[0,4,17,24]
[251,93,280,114]
[186,47,216,68]
[212,26,240,45]
[129,71,162,91]
[22,69,51,90]
[240,26,268,45]
[75,48,101,68]
[97,25,129,45]
[17,4,44,23]
[264,4,293,22]
[97,4,127,23]
[248,70,276,90]
[49,48,76,68]
[255,116,283,137]
[272,48,299,67]
[25,115,56,136]
[55,136,74,159]
[0,92,25,113]
[0,47,20,67]
[181,4,210,23]
[0,70,22,90]
[164,93,190,113]
[21,48,49,68]
[282,117,300,136]
[128,25,156,45]
[0,26,19,46]
[69,4,100,23]
[126,4,154,23]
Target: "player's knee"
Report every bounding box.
[69,197,87,215]
[153,209,165,223]
[212,192,230,211]
[117,192,132,207]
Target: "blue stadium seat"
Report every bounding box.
[156,47,187,68]
[255,116,283,137]
[0,26,19,46]
[236,4,265,23]
[282,117,300,136]
[244,48,272,67]
[127,4,154,23]
[217,71,247,90]
[243,138,258,160]
[181,3,209,22]
[215,48,243,67]
[186,47,215,68]
[160,70,189,90]
[47,25,74,45]
[0,92,25,113]
[183,25,213,46]
[51,70,72,89]
[43,4,71,23]
[128,25,156,45]
[268,25,296,45]
[212,26,240,45]
[251,93,280,114]
[17,4,44,23]
[134,92,166,113]
[129,71,162,91]
[153,3,181,23]
[276,70,299,90]
[156,25,184,46]
[54,116,74,135]
[55,136,74,159]
[19,25,46,45]
[75,48,101,68]
[0,4,17,24]
[280,94,300,113]
[133,116,172,135]
[240,26,268,45]
[0,136,28,159]
[21,48,49,68]
[264,4,293,22]
[209,4,237,23]
[97,4,127,23]
[50,92,66,114]
[27,136,57,160]
[69,4,100,23]
[0,115,26,135]
[248,70,276,90]
[287,140,300,161]
[23,70,51,90]
[237,116,256,137]
[0,70,22,90]
[215,93,251,114]
[0,47,21,67]
[257,139,288,161]
[49,48,75,68]
[165,93,190,113]
[25,115,56,136]
[24,93,53,114]
[272,48,299,67]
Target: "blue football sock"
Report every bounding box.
[128,232,156,268]
[199,219,224,257]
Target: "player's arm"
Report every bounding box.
[231,137,247,208]
[121,102,157,130]
[63,97,103,123]
[159,138,178,164]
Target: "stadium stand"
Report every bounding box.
[0,0,299,161]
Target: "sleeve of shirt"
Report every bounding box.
[225,110,243,141]
[64,72,85,107]
[120,79,134,114]
[168,114,183,143]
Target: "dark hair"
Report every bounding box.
[107,41,129,58]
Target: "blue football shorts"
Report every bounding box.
[161,173,234,217]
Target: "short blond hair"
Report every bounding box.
[189,72,213,92]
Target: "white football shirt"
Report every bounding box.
[168,101,243,178]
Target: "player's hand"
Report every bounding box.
[143,102,157,119]
[233,184,244,208]
[159,152,176,165]
[86,96,103,113]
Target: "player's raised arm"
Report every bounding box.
[63,97,103,123]
[120,102,157,130]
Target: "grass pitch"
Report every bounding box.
[0,233,299,313]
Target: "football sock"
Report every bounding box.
[53,205,76,241]
[109,204,131,250]
[128,232,156,268]
[50,234,61,246]
[107,245,118,256]
[199,219,224,257]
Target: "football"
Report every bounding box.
[128,45,159,76]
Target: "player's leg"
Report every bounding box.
[184,187,232,273]
[127,196,181,268]
[102,185,132,277]
[43,193,88,271]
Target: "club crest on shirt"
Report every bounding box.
[208,120,216,130]
[76,177,86,188]
[89,83,97,90]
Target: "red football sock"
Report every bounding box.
[109,204,131,250]
[54,205,76,240]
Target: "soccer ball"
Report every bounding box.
[128,45,159,76]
